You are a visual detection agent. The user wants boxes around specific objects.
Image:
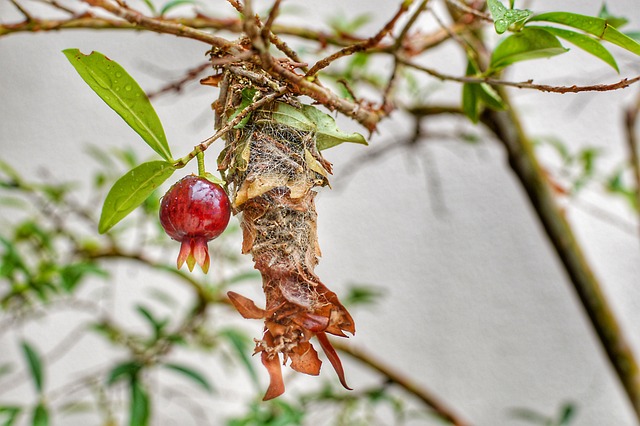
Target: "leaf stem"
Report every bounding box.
[196,151,205,176]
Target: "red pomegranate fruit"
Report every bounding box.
[159,175,231,273]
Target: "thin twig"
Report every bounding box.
[624,88,640,236]
[147,62,210,99]
[483,90,640,421]
[334,342,472,426]
[9,0,33,21]
[403,60,640,93]
[395,0,430,50]
[305,0,413,78]
[445,0,492,22]
[172,86,288,172]
[83,0,241,54]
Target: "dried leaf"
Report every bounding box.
[316,332,351,390]
[261,333,285,401]
[289,342,321,375]
[228,291,265,319]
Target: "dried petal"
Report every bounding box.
[316,332,351,390]
[289,341,321,375]
[227,291,266,319]
[293,312,329,333]
[261,332,285,401]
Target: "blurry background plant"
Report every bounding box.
[1,0,640,425]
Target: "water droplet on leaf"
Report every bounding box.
[494,19,508,34]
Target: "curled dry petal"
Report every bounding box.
[261,332,286,401]
[317,331,351,391]
[227,291,266,319]
[289,341,321,375]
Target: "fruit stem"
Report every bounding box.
[197,151,206,176]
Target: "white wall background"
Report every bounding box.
[1,0,640,424]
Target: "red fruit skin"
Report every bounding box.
[159,175,231,272]
[160,175,230,241]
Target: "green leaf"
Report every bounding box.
[486,0,531,34]
[106,361,143,386]
[272,103,315,132]
[30,403,48,426]
[98,160,176,233]
[301,105,367,150]
[462,82,480,123]
[529,12,640,56]
[462,61,505,122]
[557,402,576,426]
[20,341,43,394]
[598,4,628,29]
[130,379,150,426]
[219,328,259,388]
[490,27,568,71]
[329,12,372,34]
[229,88,258,129]
[530,26,619,72]
[136,305,168,340]
[141,0,156,14]
[62,49,172,161]
[607,170,638,211]
[342,285,385,307]
[0,406,21,426]
[160,0,196,15]
[60,262,107,293]
[162,363,213,392]
[477,83,506,110]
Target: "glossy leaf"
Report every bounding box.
[62,49,172,161]
[98,160,176,233]
[272,103,314,132]
[30,404,48,426]
[490,27,568,71]
[21,341,43,394]
[273,103,367,150]
[529,12,640,56]
[531,26,619,72]
[301,105,368,150]
[486,0,531,34]
[162,363,213,392]
[130,379,150,426]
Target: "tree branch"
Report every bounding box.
[482,92,640,421]
[335,342,472,426]
[403,60,640,93]
[624,88,640,235]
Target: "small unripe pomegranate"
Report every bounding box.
[160,175,231,273]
